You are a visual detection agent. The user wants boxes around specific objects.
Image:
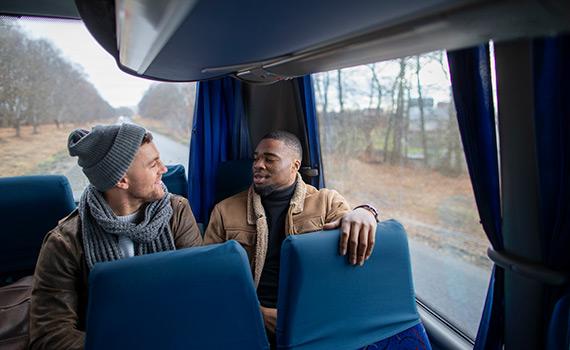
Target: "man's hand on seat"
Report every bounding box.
[323,208,377,266]
[260,306,277,334]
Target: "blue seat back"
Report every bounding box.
[163,164,188,197]
[215,159,252,203]
[85,240,269,350]
[0,175,76,285]
[547,294,570,350]
[277,220,430,350]
[162,164,205,234]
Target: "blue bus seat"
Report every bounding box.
[215,159,253,203]
[276,220,431,350]
[163,164,188,197]
[85,240,269,350]
[547,293,570,350]
[0,175,76,285]
[162,164,206,234]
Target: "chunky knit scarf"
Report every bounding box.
[79,184,175,269]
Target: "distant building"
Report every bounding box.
[408,99,450,132]
[408,97,434,108]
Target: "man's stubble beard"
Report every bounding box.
[253,184,277,197]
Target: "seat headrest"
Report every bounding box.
[215,159,252,203]
[162,164,188,197]
[277,220,420,349]
[0,175,76,284]
[85,241,269,350]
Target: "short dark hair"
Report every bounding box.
[141,131,153,145]
[261,130,302,161]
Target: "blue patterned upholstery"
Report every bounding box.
[358,323,431,350]
[0,175,76,285]
[85,241,269,350]
[163,164,188,197]
[276,220,431,350]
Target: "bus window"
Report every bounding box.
[313,51,493,340]
[0,18,195,199]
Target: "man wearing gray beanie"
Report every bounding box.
[29,123,202,350]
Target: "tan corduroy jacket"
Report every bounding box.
[29,195,202,350]
[204,174,351,286]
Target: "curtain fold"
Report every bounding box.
[447,45,503,349]
[532,34,570,349]
[188,77,251,224]
[297,75,325,189]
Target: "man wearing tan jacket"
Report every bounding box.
[30,124,202,350]
[204,131,378,342]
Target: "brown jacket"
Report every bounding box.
[204,174,350,286]
[29,195,202,350]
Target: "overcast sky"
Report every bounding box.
[21,19,153,108]
[19,18,452,112]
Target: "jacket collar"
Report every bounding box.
[289,173,306,214]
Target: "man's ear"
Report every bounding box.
[292,159,301,172]
[116,176,129,190]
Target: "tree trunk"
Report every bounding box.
[383,113,393,163]
[415,55,429,166]
[384,76,399,163]
[32,113,39,134]
[14,105,22,138]
[369,65,383,115]
[337,69,344,113]
[314,75,323,107]
[323,73,330,118]
[449,98,463,176]
[368,64,375,109]
[442,91,463,176]
[322,73,331,153]
[366,64,383,158]
[404,87,411,165]
[390,58,407,164]
[14,119,21,138]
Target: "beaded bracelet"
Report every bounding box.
[354,204,380,222]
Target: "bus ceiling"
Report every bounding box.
[0,0,80,19]
[2,1,570,83]
[73,0,570,83]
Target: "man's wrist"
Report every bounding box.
[354,204,380,222]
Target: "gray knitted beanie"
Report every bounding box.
[68,123,147,192]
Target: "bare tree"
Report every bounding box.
[322,72,330,117]
[389,58,408,164]
[313,73,333,153]
[0,23,30,136]
[362,64,385,159]
[415,55,429,165]
[383,76,399,163]
[0,22,114,134]
[138,83,195,141]
[433,52,464,176]
[116,106,135,117]
[368,64,383,114]
[403,86,411,163]
[336,69,344,113]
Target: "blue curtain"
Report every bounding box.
[447,45,503,349]
[297,75,325,188]
[188,77,252,224]
[533,34,570,348]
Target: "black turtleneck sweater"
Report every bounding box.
[257,182,296,308]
